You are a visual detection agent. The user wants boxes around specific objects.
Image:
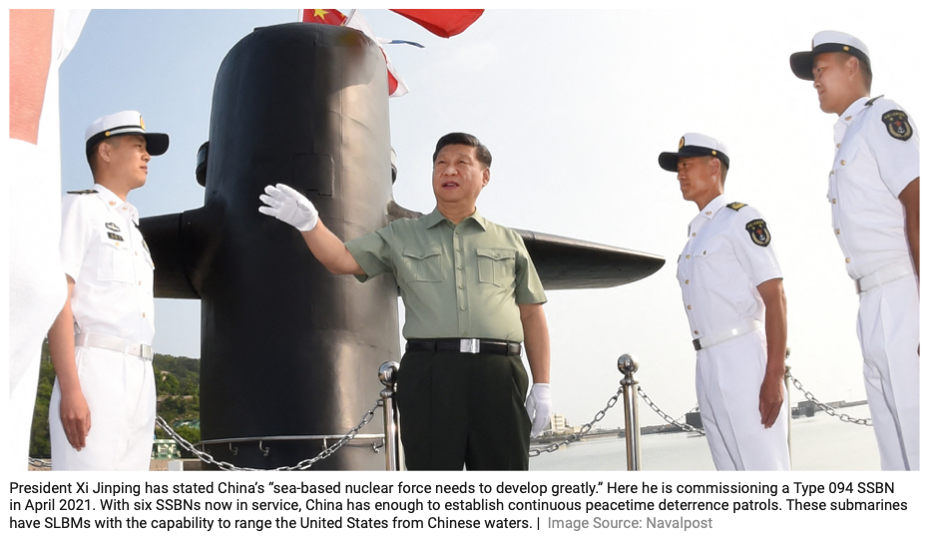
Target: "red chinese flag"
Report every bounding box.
[389,9,483,38]
[301,9,347,25]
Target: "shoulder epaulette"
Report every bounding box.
[67,189,98,195]
[726,202,747,211]
[865,95,885,107]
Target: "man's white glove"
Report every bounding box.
[525,383,552,437]
[258,183,319,231]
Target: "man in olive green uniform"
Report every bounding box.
[259,133,552,470]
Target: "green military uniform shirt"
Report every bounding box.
[345,207,547,341]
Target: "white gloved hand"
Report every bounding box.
[525,383,552,437]
[258,183,319,231]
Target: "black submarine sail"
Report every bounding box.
[140,22,664,470]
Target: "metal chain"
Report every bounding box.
[529,387,623,457]
[636,386,706,434]
[788,373,872,426]
[155,398,384,471]
[29,457,51,468]
[30,371,869,469]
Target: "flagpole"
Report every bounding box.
[342,9,355,26]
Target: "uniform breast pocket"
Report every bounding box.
[693,242,733,286]
[477,248,515,288]
[833,143,862,178]
[97,232,135,283]
[400,249,443,284]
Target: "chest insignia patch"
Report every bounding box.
[882,110,913,141]
[745,219,771,247]
[67,189,98,195]
[107,232,124,242]
[105,222,121,232]
[727,202,747,211]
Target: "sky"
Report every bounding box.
[50,6,928,440]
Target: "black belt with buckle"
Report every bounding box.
[692,339,702,351]
[406,338,522,356]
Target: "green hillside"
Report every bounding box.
[29,340,201,458]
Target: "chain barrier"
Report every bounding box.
[29,457,52,469]
[635,371,873,433]
[636,386,706,434]
[787,372,872,426]
[155,398,384,471]
[28,371,871,468]
[529,387,623,457]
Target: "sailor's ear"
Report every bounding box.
[707,156,720,178]
[844,54,859,76]
[97,139,114,164]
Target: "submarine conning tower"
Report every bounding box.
[144,22,399,469]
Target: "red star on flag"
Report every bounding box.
[302,9,346,26]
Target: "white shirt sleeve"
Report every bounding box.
[59,195,95,280]
[869,103,920,198]
[731,207,783,287]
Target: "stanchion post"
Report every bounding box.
[617,354,641,471]
[378,361,401,471]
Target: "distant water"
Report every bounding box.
[530,404,880,471]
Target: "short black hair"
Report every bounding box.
[715,156,728,185]
[432,132,492,168]
[857,57,873,92]
[86,135,124,174]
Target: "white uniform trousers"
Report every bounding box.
[696,331,790,471]
[857,274,919,471]
[50,345,156,470]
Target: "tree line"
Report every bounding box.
[30,340,201,458]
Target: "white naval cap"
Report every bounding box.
[84,110,169,157]
[658,133,730,173]
[790,30,871,81]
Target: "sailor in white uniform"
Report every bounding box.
[791,31,920,470]
[661,133,790,471]
[48,111,169,470]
